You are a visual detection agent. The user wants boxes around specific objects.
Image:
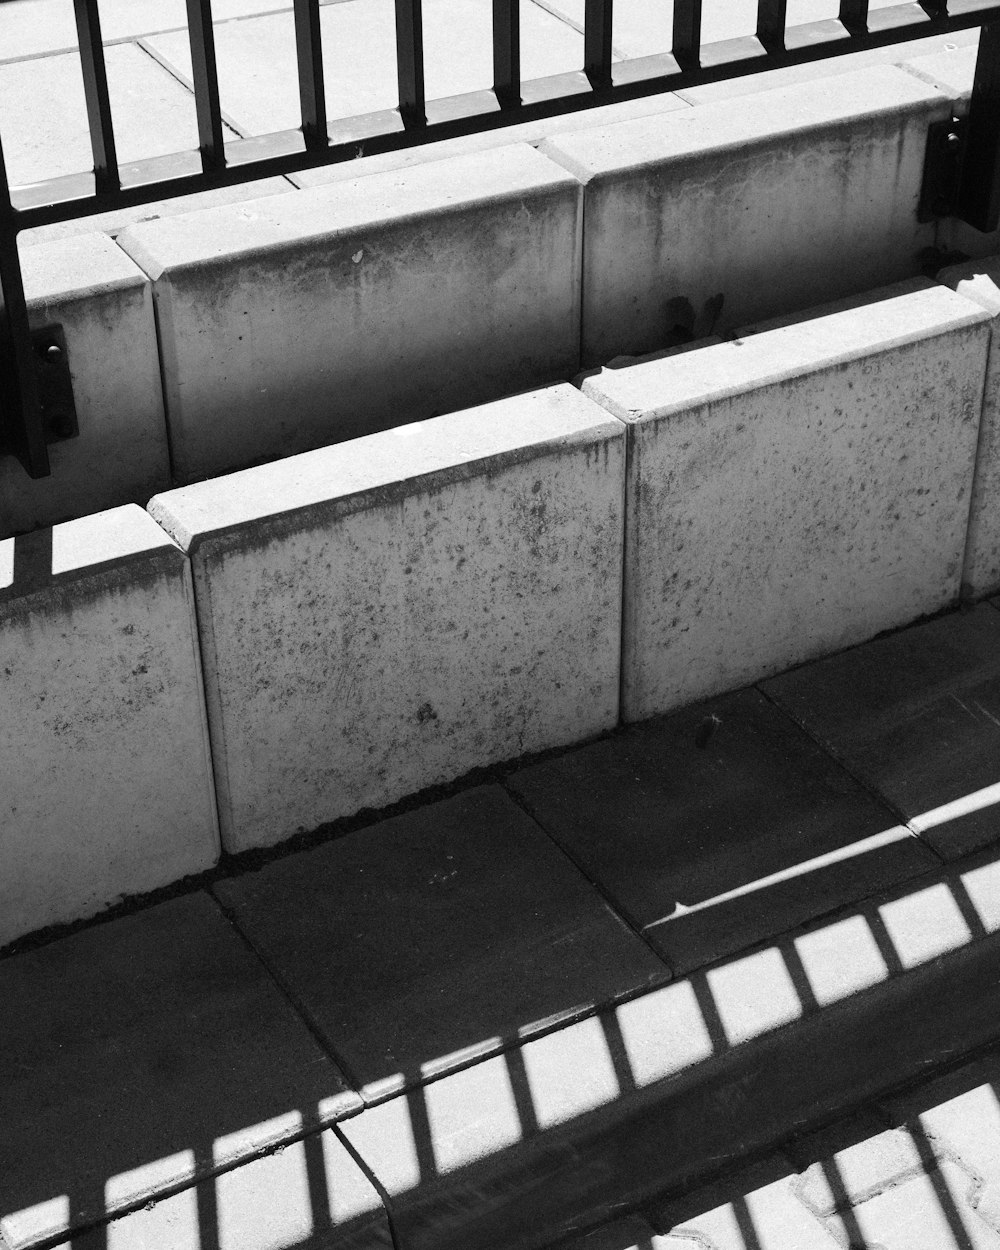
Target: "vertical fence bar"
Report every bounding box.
[493,0,520,108]
[672,0,702,70]
[293,0,327,148]
[838,0,869,33]
[0,142,47,478]
[395,0,426,126]
[756,0,787,52]
[957,21,1000,231]
[73,0,119,193]
[185,0,225,169]
[584,0,613,87]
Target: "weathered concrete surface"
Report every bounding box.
[936,257,1000,599]
[0,505,219,946]
[148,383,625,852]
[1,233,170,538]
[764,604,1000,861]
[119,145,582,482]
[58,1130,392,1250]
[214,785,666,1101]
[0,893,360,1250]
[506,687,936,975]
[338,845,1000,1250]
[580,279,989,722]
[540,66,953,364]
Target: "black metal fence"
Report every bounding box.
[3,0,1000,477]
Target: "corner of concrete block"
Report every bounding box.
[113,228,169,284]
[20,231,151,307]
[146,495,198,555]
[533,138,597,187]
[937,255,1000,318]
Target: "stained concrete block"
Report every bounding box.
[539,66,952,364]
[1,234,170,538]
[0,505,219,946]
[936,258,1000,598]
[148,383,624,852]
[119,144,582,482]
[580,278,990,721]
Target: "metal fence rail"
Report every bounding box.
[3,0,1000,476]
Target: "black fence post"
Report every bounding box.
[0,141,47,478]
[958,22,1000,232]
[73,0,120,194]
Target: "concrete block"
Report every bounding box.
[119,145,582,482]
[1,234,170,538]
[937,258,1000,598]
[149,383,624,851]
[0,504,219,946]
[580,278,989,721]
[540,66,952,364]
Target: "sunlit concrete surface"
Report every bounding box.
[581,278,990,721]
[0,505,219,946]
[148,382,625,851]
[118,145,583,480]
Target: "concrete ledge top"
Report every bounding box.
[148,383,623,552]
[0,504,182,604]
[539,65,948,180]
[117,144,577,276]
[21,232,150,305]
[582,280,990,423]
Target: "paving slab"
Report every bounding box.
[58,1129,393,1250]
[145,0,586,135]
[505,688,935,975]
[0,892,360,1250]
[0,42,239,188]
[763,604,1000,860]
[213,785,667,1101]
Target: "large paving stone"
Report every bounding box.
[540,66,952,364]
[0,42,239,188]
[763,605,1000,860]
[580,279,989,721]
[0,505,218,946]
[506,688,935,974]
[0,893,360,1250]
[2,234,170,538]
[149,384,624,851]
[213,786,666,1100]
[119,144,582,481]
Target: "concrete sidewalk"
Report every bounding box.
[0,0,984,244]
[3,598,1000,1250]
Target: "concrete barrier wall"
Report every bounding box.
[148,383,625,853]
[118,145,583,484]
[0,234,170,541]
[579,279,991,722]
[0,505,219,946]
[539,66,953,365]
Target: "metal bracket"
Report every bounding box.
[0,324,78,459]
[918,117,967,223]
